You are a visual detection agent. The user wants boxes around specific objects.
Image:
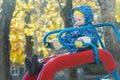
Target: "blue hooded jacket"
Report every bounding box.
[71,5,94,25]
[61,5,98,53]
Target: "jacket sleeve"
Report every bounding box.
[61,30,83,44]
[85,28,98,47]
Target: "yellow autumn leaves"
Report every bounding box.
[10,0,63,65]
[9,0,120,65]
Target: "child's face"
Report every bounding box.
[74,14,85,27]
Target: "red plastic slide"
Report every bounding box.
[22,49,117,80]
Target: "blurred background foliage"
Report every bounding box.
[2,0,119,65]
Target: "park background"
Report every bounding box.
[0,0,120,80]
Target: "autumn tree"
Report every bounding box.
[10,0,63,63]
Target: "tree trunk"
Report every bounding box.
[25,36,33,59]
[24,7,33,59]
[60,0,73,28]
[0,0,16,80]
[97,0,120,73]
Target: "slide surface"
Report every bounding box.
[22,49,117,80]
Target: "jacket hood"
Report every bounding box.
[71,5,94,25]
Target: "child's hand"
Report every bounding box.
[75,36,91,48]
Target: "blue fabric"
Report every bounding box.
[71,5,93,25]
[61,5,98,53]
[61,24,98,53]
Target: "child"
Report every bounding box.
[24,5,98,76]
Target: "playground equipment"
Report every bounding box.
[22,22,120,80]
